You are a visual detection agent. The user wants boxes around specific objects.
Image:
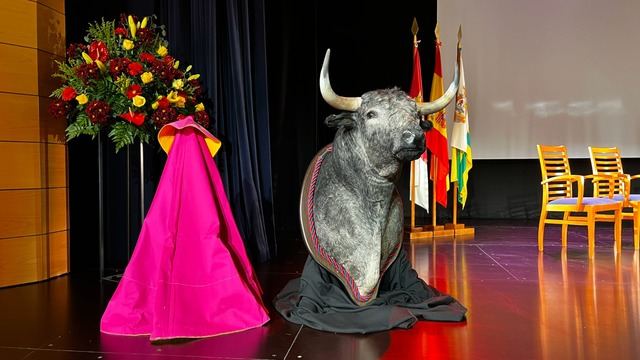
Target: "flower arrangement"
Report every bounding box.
[49,14,210,151]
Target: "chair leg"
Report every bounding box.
[538,208,547,252]
[587,209,595,259]
[634,206,640,250]
[561,212,569,247]
[614,207,622,253]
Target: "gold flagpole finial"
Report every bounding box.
[412,17,420,47]
[458,25,463,49]
[435,22,441,40]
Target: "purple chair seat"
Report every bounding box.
[612,194,640,202]
[549,197,619,205]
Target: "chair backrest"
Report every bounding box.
[588,146,624,197]
[537,145,572,202]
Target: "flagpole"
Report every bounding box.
[444,25,474,239]
[410,160,416,229]
[407,17,431,241]
[422,22,452,239]
[432,158,437,228]
[453,180,458,226]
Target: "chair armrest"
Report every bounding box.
[541,174,584,185]
[541,174,584,205]
[585,174,624,198]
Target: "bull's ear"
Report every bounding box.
[325,113,356,129]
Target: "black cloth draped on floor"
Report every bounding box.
[274,249,467,333]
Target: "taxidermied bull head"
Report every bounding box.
[299,48,460,306]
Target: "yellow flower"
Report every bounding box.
[132,95,146,107]
[173,60,180,69]
[140,72,153,84]
[157,45,168,57]
[151,101,159,110]
[172,79,184,90]
[95,60,106,72]
[167,91,186,108]
[195,103,205,112]
[187,74,200,81]
[141,17,148,29]
[122,39,134,51]
[76,94,88,105]
[128,15,137,38]
[81,52,93,64]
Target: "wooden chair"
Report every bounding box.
[588,146,640,249]
[537,145,622,258]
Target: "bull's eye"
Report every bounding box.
[365,110,377,119]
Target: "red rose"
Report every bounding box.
[139,52,156,63]
[114,27,128,36]
[88,41,109,62]
[126,84,142,99]
[157,97,170,109]
[61,87,77,101]
[127,62,144,76]
[120,111,145,126]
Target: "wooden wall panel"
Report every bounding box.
[0,0,37,48]
[0,93,40,142]
[36,2,65,57]
[48,230,68,276]
[0,235,46,287]
[0,188,67,239]
[48,187,67,232]
[37,50,63,97]
[0,190,44,238]
[0,0,67,287]
[37,0,64,14]
[0,143,43,189]
[47,144,67,187]
[0,44,38,95]
[0,143,67,189]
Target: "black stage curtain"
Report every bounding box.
[266,0,437,243]
[155,0,276,263]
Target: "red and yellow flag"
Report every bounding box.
[426,24,450,207]
[409,23,429,212]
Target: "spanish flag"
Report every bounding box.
[409,22,429,212]
[426,24,450,207]
[450,56,473,208]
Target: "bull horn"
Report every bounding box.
[319,49,362,111]
[418,46,461,115]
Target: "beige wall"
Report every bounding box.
[0,0,68,287]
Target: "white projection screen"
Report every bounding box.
[438,0,640,159]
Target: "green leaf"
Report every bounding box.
[108,121,136,152]
[65,113,100,141]
[50,87,64,98]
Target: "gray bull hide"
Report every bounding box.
[299,49,460,306]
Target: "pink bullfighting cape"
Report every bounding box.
[100,116,269,341]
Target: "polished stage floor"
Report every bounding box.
[1,221,639,359]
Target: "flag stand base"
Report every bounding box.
[406,225,455,241]
[444,223,475,238]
